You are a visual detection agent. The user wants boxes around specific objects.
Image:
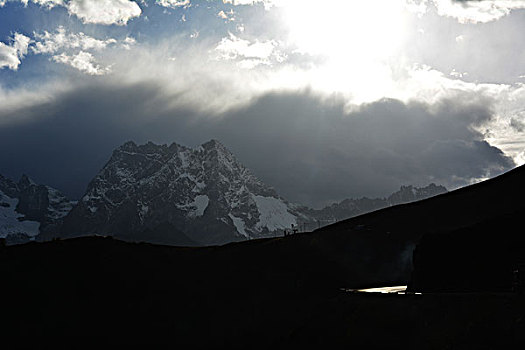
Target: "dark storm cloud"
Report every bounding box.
[215,93,514,206]
[0,82,514,207]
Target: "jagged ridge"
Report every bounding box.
[0,174,74,244]
[60,140,308,245]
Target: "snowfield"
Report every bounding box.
[0,191,40,239]
[253,195,297,232]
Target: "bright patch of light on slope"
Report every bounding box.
[357,286,407,293]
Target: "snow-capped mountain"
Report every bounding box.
[60,140,310,245]
[1,141,449,246]
[0,174,75,244]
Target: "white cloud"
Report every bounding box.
[155,0,190,8]
[33,26,117,54]
[13,32,31,56]
[408,0,525,23]
[67,0,142,25]
[0,43,20,70]
[52,51,110,75]
[218,9,235,21]
[121,37,137,50]
[223,0,267,5]
[215,33,283,67]
[32,0,64,8]
[0,33,30,70]
[222,0,281,10]
[405,0,428,16]
[223,0,248,4]
[1,0,141,25]
[30,27,134,75]
[450,69,467,78]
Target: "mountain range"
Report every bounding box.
[1,139,446,245]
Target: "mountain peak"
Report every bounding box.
[65,138,300,245]
[18,174,36,188]
[204,138,222,146]
[0,173,75,244]
[198,140,237,166]
[388,183,447,205]
[118,140,138,151]
[201,139,229,153]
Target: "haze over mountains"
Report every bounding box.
[1,139,446,245]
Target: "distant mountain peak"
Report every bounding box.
[307,183,448,223]
[119,140,138,151]
[18,174,36,188]
[62,139,306,245]
[198,139,233,156]
[0,173,74,244]
[202,138,223,147]
[388,183,447,206]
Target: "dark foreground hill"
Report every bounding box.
[1,164,525,346]
[1,236,525,348]
[408,211,525,293]
[314,162,525,291]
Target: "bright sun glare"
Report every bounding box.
[281,0,409,101]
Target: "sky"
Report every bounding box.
[0,0,524,208]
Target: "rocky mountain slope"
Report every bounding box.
[0,174,74,244]
[48,139,446,245]
[58,140,311,245]
[3,140,448,246]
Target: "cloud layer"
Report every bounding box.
[0,0,523,207]
[0,81,513,207]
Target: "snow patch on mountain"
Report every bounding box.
[253,195,297,231]
[0,190,40,239]
[0,174,75,244]
[229,213,248,238]
[47,186,75,220]
[189,195,209,217]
